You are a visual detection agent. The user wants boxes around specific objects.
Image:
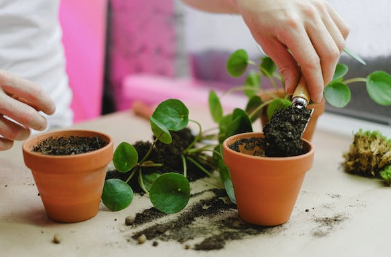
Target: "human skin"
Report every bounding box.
[180,0,350,103]
[0,70,55,150]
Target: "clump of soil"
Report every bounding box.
[106,128,213,192]
[32,136,107,155]
[263,107,311,157]
[127,189,282,250]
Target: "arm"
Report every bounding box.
[0,69,55,150]
[181,0,350,103]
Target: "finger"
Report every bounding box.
[258,38,300,95]
[0,137,14,151]
[324,2,350,40]
[305,14,340,89]
[0,93,48,131]
[280,24,324,103]
[0,115,31,141]
[0,70,56,115]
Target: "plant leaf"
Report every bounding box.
[245,95,263,123]
[140,173,161,192]
[218,114,233,143]
[332,63,349,81]
[260,56,276,77]
[366,71,391,106]
[226,49,248,77]
[267,98,292,120]
[149,173,190,214]
[102,179,134,211]
[324,81,351,108]
[218,159,236,204]
[224,109,253,141]
[208,90,223,123]
[150,116,172,144]
[152,99,189,131]
[343,48,366,65]
[113,142,138,172]
[243,71,260,98]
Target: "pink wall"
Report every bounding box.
[59,0,108,122]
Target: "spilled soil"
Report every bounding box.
[32,136,107,155]
[125,189,284,250]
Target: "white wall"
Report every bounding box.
[181,0,391,58]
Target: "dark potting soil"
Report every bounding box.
[32,136,107,155]
[263,107,311,157]
[128,189,282,250]
[105,128,213,193]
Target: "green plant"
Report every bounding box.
[343,129,391,186]
[101,99,235,214]
[223,49,391,120]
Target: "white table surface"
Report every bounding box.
[1,104,390,257]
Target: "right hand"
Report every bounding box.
[0,69,55,150]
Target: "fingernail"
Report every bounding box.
[315,92,324,103]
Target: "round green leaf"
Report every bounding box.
[150,116,172,144]
[102,179,134,211]
[332,63,348,81]
[366,71,391,106]
[218,159,236,204]
[245,95,263,123]
[209,90,223,123]
[224,109,253,141]
[152,99,189,131]
[218,114,233,143]
[267,98,292,120]
[324,81,351,108]
[149,173,190,214]
[113,142,138,172]
[260,56,276,77]
[226,49,248,77]
[140,173,161,192]
[243,71,260,98]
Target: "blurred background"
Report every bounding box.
[59,0,391,125]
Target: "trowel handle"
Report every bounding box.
[292,76,310,106]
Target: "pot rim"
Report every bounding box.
[223,132,314,161]
[22,129,113,160]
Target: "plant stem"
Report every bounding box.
[186,156,219,182]
[138,169,149,195]
[248,99,274,120]
[343,77,367,85]
[181,154,188,178]
[125,168,138,183]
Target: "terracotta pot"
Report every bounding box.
[222,132,314,226]
[259,91,325,141]
[22,130,114,223]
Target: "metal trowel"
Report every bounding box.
[291,76,314,137]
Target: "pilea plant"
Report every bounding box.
[222,49,391,120]
[101,99,236,214]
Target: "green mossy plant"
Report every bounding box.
[343,129,391,185]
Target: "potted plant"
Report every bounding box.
[22,130,114,223]
[217,49,391,140]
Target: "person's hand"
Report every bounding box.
[231,0,350,103]
[0,70,55,150]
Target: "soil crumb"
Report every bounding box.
[33,136,107,155]
[311,214,348,237]
[263,107,311,157]
[127,189,283,250]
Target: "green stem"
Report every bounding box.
[185,119,202,151]
[343,77,367,85]
[186,156,217,180]
[125,167,139,183]
[181,154,188,178]
[248,99,274,120]
[138,169,149,195]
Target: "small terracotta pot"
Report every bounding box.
[259,91,325,141]
[223,132,314,226]
[22,130,114,223]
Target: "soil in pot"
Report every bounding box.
[230,107,312,157]
[32,135,108,155]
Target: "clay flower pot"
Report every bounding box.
[259,91,325,141]
[22,130,114,223]
[222,132,314,226]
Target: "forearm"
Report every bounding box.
[180,0,238,14]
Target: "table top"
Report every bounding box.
[1,105,390,257]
